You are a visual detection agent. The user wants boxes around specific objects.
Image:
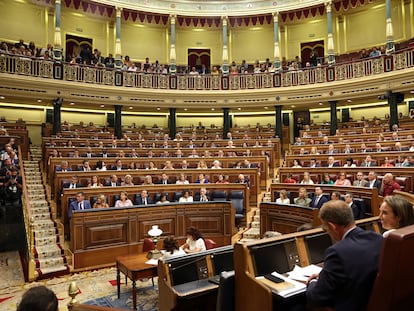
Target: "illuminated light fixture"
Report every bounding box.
[156,107,161,111]
[100,104,105,108]
[184,108,188,111]
[319,102,323,106]
[0,96,5,99]
[211,108,215,111]
[291,105,296,108]
[37,99,42,103]
[347,99,352,102]
[129,106,133,109]
[264,106,268,109]
[70,102,75,105]
[146,225,163,259]
[238,107,242,110]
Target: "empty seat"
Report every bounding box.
[212,190,227,201]
[229,190,245,227]
[134,194,142,205]
[204,238,217,250]
[216,270,235,311]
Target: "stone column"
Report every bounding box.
[275,105,283,141]
[52,98,62,135]
[221,16,229,75]
[169,15,177,74]
[385,0,395,54]
[168,108,176,139]
[223,108,231,138]
[114,105,122,139]
[273,12,281,71]
[326,1,335,65]
[53,0,62,61]
[329,100,338,136]
[115,7,123,69]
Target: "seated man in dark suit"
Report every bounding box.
[310,186,328,209]
[105,174,121,187]
[345,192,364,220]
[68,191,91,219]
[157,173,172,185]
[306,200,383,310]
[136,189,154,205]
[61,175,81,196]
[365,171,381,190]
[326,156,339,168]
[243,159,256,168]
[56,160,72,172]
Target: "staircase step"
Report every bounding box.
[35,245,64,258]
[34,228,58,238]
[37,264,68,275]
[35,235,59,247]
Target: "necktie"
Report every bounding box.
[358,181,361,186]
[79,202,83,210]
[314,197,320,207]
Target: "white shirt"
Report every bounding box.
[185,238,206,252]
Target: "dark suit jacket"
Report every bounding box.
[68,199,91,219]
[365,180,381,190]
[56,167,72,172]
[104,181,121,187]
[307,227,383,311]
[310,195,328,209]
[157,179,172,185]
[350,202,363,220]
[326,162,339,168]
[136,197,154,205]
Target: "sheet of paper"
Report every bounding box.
[287,264,322,282]
[145,258,159,266]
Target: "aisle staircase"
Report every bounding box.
[23,146,69,278]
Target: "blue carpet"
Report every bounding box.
[84,285,158,311]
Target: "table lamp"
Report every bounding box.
[147,225,163,259]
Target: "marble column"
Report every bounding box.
[326,1,335,66]
[52,98,62,135]
[275,105,283,141]
[115,7,123,69]
[169,108,176,139]
[329,100,338,136]
[223,108,231,138]
[169,15,177,74]
[273,12,281,71]
[114,105,122,139]
[53,0,62,61]
[222,16,229,75]
[385,0,395,54]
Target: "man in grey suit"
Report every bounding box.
[353,172,368,187]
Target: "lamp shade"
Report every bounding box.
[148,225,163,237]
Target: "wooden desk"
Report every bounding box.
[116,253,158,310]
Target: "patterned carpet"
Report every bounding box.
[0,251,158,310]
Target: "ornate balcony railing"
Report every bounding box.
[0,47,413,91]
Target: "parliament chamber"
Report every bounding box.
[1,0,414,310]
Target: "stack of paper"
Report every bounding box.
[257,271,307,298]
[287,264,322,282]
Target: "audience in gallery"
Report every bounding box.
[0,38,396,76]
[379,195,414,237]
[180,226,206,254]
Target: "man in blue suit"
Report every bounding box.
[68,191,91,219]
[310,187,328,209]
[306,200,383,311]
